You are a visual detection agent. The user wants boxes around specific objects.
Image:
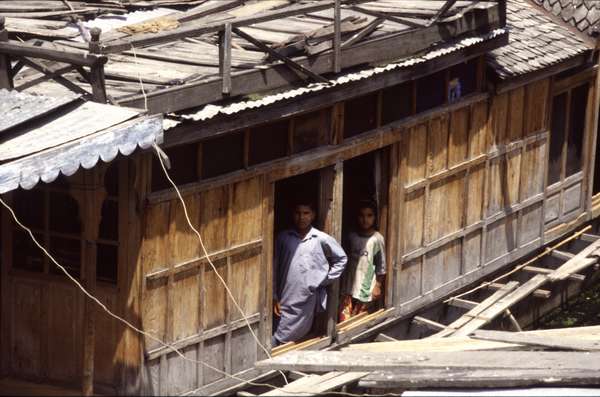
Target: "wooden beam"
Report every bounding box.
[0,16,12,89]
[548,238,600,282]
[470,329,600,351]
[0,40,106,67]
[551,249,575,261]
[333,0,341,73]
[88,28,107,103]
[232,27,328,83]
[257,350,600,373]
[447,297,477,310]
[486,282,551,299]
[99,1,345,53]
[219,23,232,95]
[580,233,600,243]
[428,0,458,26]
[522,265,585,282]
[117,5,503,113]
[20,57,90,96]
[360,367,600,389]
[412,316,446,331]
[145,239,262,282]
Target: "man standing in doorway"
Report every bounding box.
[272,200,347,346]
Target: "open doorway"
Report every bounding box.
[272,169,325,347]
[339,149,389,323]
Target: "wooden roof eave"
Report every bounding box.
[115,2,502,114]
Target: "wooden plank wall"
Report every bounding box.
[395,79,550,305]
[1,164,124,393]
[138,174,267,395]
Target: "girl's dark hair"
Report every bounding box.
[357,199,378,214]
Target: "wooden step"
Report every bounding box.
[486,282,551,299]
[522,265,585,282]
[447,297,478,310]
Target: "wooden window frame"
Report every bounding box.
[545,76,594,228]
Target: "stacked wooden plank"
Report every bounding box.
[253,240,600,394]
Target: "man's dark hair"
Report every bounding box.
[292,197,316,212]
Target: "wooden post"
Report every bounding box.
[333,0,341,74]
[585,57,600,217]
[319,161,343,339]
[219,23,232,95]
[0,16,13,89]
[79,170,105,396]
[88,27,107,103]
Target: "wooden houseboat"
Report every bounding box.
[1,0,600,395]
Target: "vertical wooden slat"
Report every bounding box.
[585,67,599,215]
[387,143,400,306]
[224,186,233,374]
[219,23,232,95]
[260,179,275,351]
[81,169,104,396]
[319,162,343,338]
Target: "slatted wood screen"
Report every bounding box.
[139,175,268,395]
[395,79,550,304]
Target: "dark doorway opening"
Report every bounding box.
[340,149,389,323]
[274,170,320,235]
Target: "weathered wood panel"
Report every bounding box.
[448,108,469,167]
[404,124,427,185]
[11,281,43,378]
[520,140,546,200]
[403,189,424,253]
[47,285,79,382]
[397,258,421,302]
[396,80,551,307]
[423,239,461,293]
[429,173,464,242]
[428,115,449,175]
[469,101,487,157]
[523,79,549,135]
[139,175,268,394]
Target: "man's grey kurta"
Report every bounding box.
[273,227,347,345]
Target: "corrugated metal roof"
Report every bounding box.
[0,90,163,193]
[165,28,506,129]
[0,100,140,161]
[0,89,79,134]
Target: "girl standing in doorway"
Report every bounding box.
[339,200,386,322]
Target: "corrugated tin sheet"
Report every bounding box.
[0,89,79,134]
[0,100,140,161]
[0,90,163,193]
[167,28,506,129]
